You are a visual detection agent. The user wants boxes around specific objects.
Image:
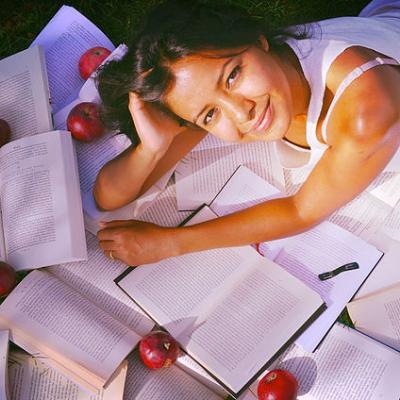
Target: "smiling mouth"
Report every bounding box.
[251,101,273,134]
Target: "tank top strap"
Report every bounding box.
[321,56,400,143]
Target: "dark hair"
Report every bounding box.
[97,0,309,143]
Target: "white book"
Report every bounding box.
[8,351,127,400]
[347,283,400,352]
[0,265,146,392]
[250,323,400,400]
[209,166,383,352]
[116,206,324,397]
[0,130,87,270]
[0,45,53,141]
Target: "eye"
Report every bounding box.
[227,65,241,88]
[203,108,216,125]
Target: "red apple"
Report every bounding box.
[257,369,298,400]
[67,102,105,142]
[0,262,17,297]
[0,119,11,147]
[79,46,112,80]
[139,330,180,369]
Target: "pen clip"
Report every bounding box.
[318,262,359,281]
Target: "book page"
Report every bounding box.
[123,351,223,400]
[118,206,323,394]
[274,221,382,352]
[0,330,9,400]
[209,165,289,260]
[79,136,175,233]
[48,231,154,336]
[177,353,257,399]
[328,191,392,241]
[0,270,139,389]
[0,46,52,141]
[176,354,227,398]
[118,245,254,336]
[30,5,114,114]
[378,201,400,241]
[348,284,400,351]
[366,171,400,208]
[175,141,285,210]
[0,131,86,270]
[176,257,322,394]
[8,351,127,400]
[138,183,191,227]
[0,208,6,261]
[354,237,400,300]
[250,323,400,400]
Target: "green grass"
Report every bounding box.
[1,0,371,59]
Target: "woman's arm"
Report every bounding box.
[97,59,400,264]
[97,117,399,264]
[94,92,206,210]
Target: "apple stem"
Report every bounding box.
[163,342,171,351]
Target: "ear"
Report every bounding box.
[258,35,269,52]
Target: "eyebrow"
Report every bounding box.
[192,57,234,124]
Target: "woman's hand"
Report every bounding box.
[129,92,185,157]
[97,220,179,265]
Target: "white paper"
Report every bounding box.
[275,221,382,352]
[251,323,400,400]
[0,131,87,270]
[0,330,9,400]
[124,351,223,400]
[0,270,139,388]
[30,5,114,114]
[354,238,400,300]
[8,351,127,400]
[48,232,154,336]
[0,46,53,141]
[209,165,289,260]
[175,141,285,210]
[348,284,400,351]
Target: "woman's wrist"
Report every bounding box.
[134,142,166,164]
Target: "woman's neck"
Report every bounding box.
[275,45,311,147]
[277,45,310,117]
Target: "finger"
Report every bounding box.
[97,227,122,241]
[103,249,122,262]
[98,240,118,252]
[99,219,134,228]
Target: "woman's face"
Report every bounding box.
[164,38,294,143]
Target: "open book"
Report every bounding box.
[250,323,400,400]
[8,351,128,400]
[0,130,86,270]
[0,45,53,142]
[208,165,383,352]
[0,231,155,392]
[116,206,325,397]
[347,283,400,352]
[30,5,175,231]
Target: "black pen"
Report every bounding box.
[318,262,360,281]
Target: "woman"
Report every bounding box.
[94,0,400,265]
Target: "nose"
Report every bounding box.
[220,95,255,125]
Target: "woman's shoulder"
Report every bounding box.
[324,45,400,147]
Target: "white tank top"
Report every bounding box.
[275,0,400,170]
